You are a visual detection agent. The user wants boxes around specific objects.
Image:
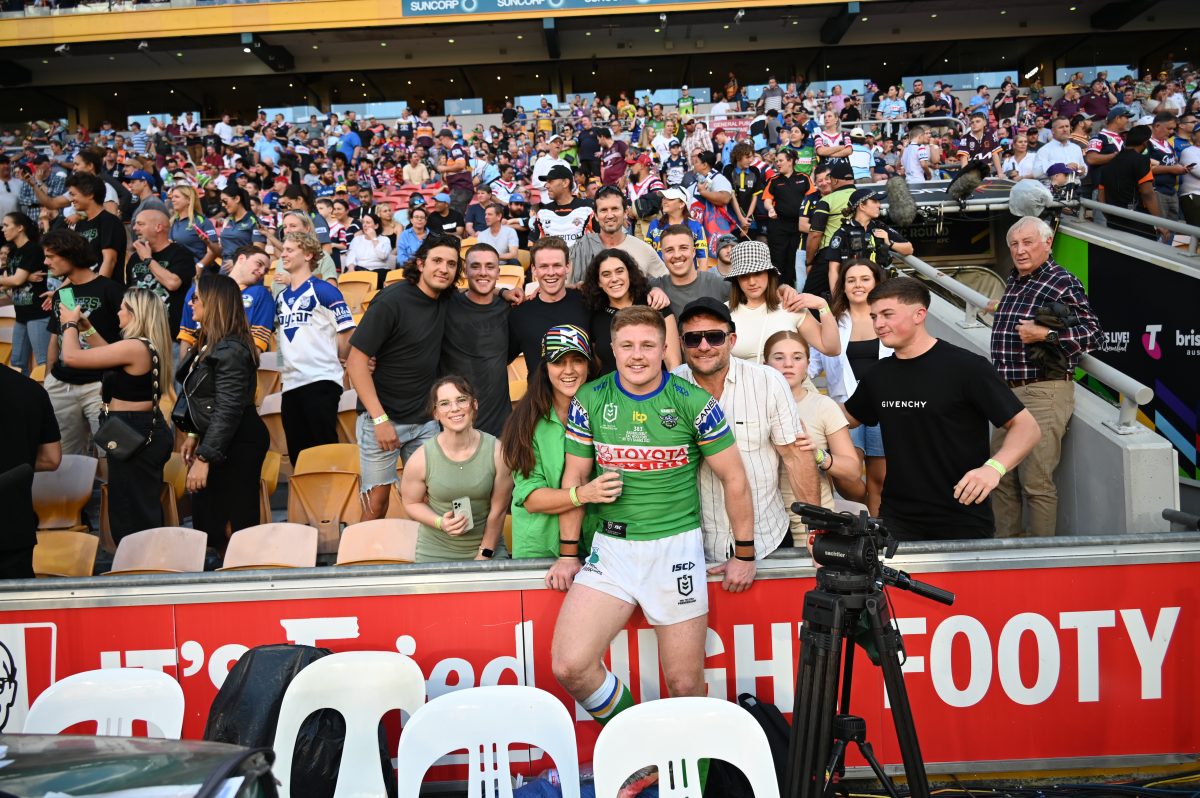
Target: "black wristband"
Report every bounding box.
[558,538,580,546]
[735,554,757,562]
[733,539,755,548]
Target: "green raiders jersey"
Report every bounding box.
[565,371,734,540]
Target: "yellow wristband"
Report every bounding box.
[569,486,582,507]
[187,432,198,439]
[372,413,389,426]
[985,458,1007,477]
[435,516,443,531]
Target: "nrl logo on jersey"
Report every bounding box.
[602,403,618,424]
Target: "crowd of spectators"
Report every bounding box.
[5,61,1192,578]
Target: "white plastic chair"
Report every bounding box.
[592,697,780,798]
[273,651,426,798]
[22,667,185,738]
[396,685,580,798]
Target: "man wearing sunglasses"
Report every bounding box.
[674,296,820,561]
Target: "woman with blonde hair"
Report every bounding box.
[57,288,175,542]
[168,184,219,269]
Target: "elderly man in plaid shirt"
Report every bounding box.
[990,216,1102,537]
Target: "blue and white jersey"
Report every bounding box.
[276,276,355,391]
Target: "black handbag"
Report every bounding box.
[94,339,162,462]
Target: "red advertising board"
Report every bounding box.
[0,558,1195,774]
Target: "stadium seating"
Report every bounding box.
[218,523,318,570]
[32,454,97,532]
[336,519,418,565]
[106,527,207,575]
[33,531,99,578]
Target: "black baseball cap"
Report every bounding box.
[545,164,574,181]
[828,160,854,181]
[679,296,735,330]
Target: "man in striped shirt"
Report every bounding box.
[673,297,820,561]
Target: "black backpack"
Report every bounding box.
[704,693,792,797]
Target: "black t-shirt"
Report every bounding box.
[73,210,127,280]
[5,240,49,322]
[0,368,60,552]
[1100,149,1156,239]
[442,292,511,437]
[427,209,465,236]
[508,289,591,374]
[47,275,126,385]
[843,340,1024,538]
[502,108,519,126]
[124,241,196,335]
[577,129,601,160]
[349,280,450,423]
[906,92,935,118]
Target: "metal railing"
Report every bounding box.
[1078,197,1200,256]
[898,252,1154,435]
[840,116,968,135]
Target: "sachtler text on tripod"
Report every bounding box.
[785,503,955,798]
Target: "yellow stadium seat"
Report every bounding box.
[29,363,46,383]
[288,471,360,554]
[497,265,525,291]
[106,527,207,575]
[33,454,97,531]
[338,271,377,314]
[258,392,288,460]
[337,390,359,444]
[361,289,379,310]
[384,269,406,286]
[33,531,99,578]
[508,356,528,382]
[509,379,528,404]
[161,452,187,527]
[337,519,418,565]
[295,443,360,475]
[517,250,531,270]
[255,368,281,407]
[218,523,319,570]
[260,450,282,524]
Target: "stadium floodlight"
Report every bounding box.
[54,44,70,56]
[734,9,745,23]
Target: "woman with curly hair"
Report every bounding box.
[579,248,681,375]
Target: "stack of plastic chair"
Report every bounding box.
[336,519,418,565]
[273,651,426,798]
[592,697,781,798]
[23,668,185,738]
[395,685,580,798]
[218,523,318,570]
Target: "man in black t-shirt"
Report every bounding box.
[508,237,591,374]
[842,277,1040,540]
[905,80,935,119]
[1098,125,1172,241]
[0,368,61,579]
[442,243,512,437]
[42,229,125,457]
[426,192,465,237]
[124,209,196,336]
[346,236,458,520]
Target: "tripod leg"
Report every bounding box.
[866,596,931,798]
[820,739,848,798]
[786,590,848,798]
[854,741,902,798]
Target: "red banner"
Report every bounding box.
[0,560,1194,773]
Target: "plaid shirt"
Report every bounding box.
[18,171,66,219]
[991,257,1102,382]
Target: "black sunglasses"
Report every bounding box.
[682,330,729,349]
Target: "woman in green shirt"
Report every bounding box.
[499,325,621,559]
[400,376,513,562]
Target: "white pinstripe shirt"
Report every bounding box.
[673,358,800,563]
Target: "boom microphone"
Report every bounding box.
[885,176,917,227]
[947,160,987,205]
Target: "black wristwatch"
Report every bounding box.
[479,547,495,559]
[1045,330,1060,344]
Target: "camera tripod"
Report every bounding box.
[784,566,945,798]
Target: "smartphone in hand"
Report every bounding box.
[58,286,76,311]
